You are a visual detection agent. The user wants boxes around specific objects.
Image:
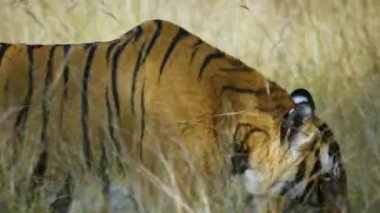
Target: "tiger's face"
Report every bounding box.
[231,89,349,212]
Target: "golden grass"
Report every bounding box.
[0,0,379,212]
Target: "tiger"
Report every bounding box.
[0,19,348,212]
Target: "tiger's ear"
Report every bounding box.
[290,88,315,112]
[288,88,315,125]
[280,89,315,143]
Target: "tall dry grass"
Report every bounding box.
[0,0,379,212]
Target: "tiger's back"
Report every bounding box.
[0,20,348,212]
[0,19,290,170]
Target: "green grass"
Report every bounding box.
[0,0,379,212]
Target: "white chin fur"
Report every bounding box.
[242,169,265,194]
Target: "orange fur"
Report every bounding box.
[0,20,347,212]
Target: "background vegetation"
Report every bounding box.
[0,0,379,212]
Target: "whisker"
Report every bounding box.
[177,110,261,125]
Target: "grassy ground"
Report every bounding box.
[0,0,379,212]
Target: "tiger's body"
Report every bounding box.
[0,20,348,212]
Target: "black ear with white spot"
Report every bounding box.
[290,88,315,112]
[280,89,315,143]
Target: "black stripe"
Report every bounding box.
[198,49,225,79]
[233,123,249,142]
[105,87,124,171]
[300,180,314,202]
[29,150,48,191]
[190,39,202,64]
[99,140,110,196]
[322,129,334,143]
[310,159,321,176]
[84,43,95,50]
[221,85,268,96]
[233,123,269,147]
[324,129,333,137]
[130,42,146,113]
[219,58,253,72]
[62,45,70,98]
[139,82,146,160]
[317,183,324,206]
[328,141,341,160]
[314,148,320,158]
[41,45,57,146]
[0,43,10,66]
[225,57,249,67]
[295,160,306,183]
[140,20,162,65]
[328,141,340,156]
[106,40,119,63]
[233,123,258,143]
[280,182,292,196]
[192,39,203,48]
[124,26,135,36]
[105,87,121,153]
[59,45,70,127]
[318,122,328,132]
[111,36,134,120]
[14,46,36,130]
[81,45,98,168]
[234,124,269,146]
[133,26,143,42]
[159,28,189,77]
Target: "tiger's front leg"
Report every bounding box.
[120,111,227,207]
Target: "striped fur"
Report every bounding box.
[0,20,347,212]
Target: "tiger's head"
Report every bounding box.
[231,88,349,212]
